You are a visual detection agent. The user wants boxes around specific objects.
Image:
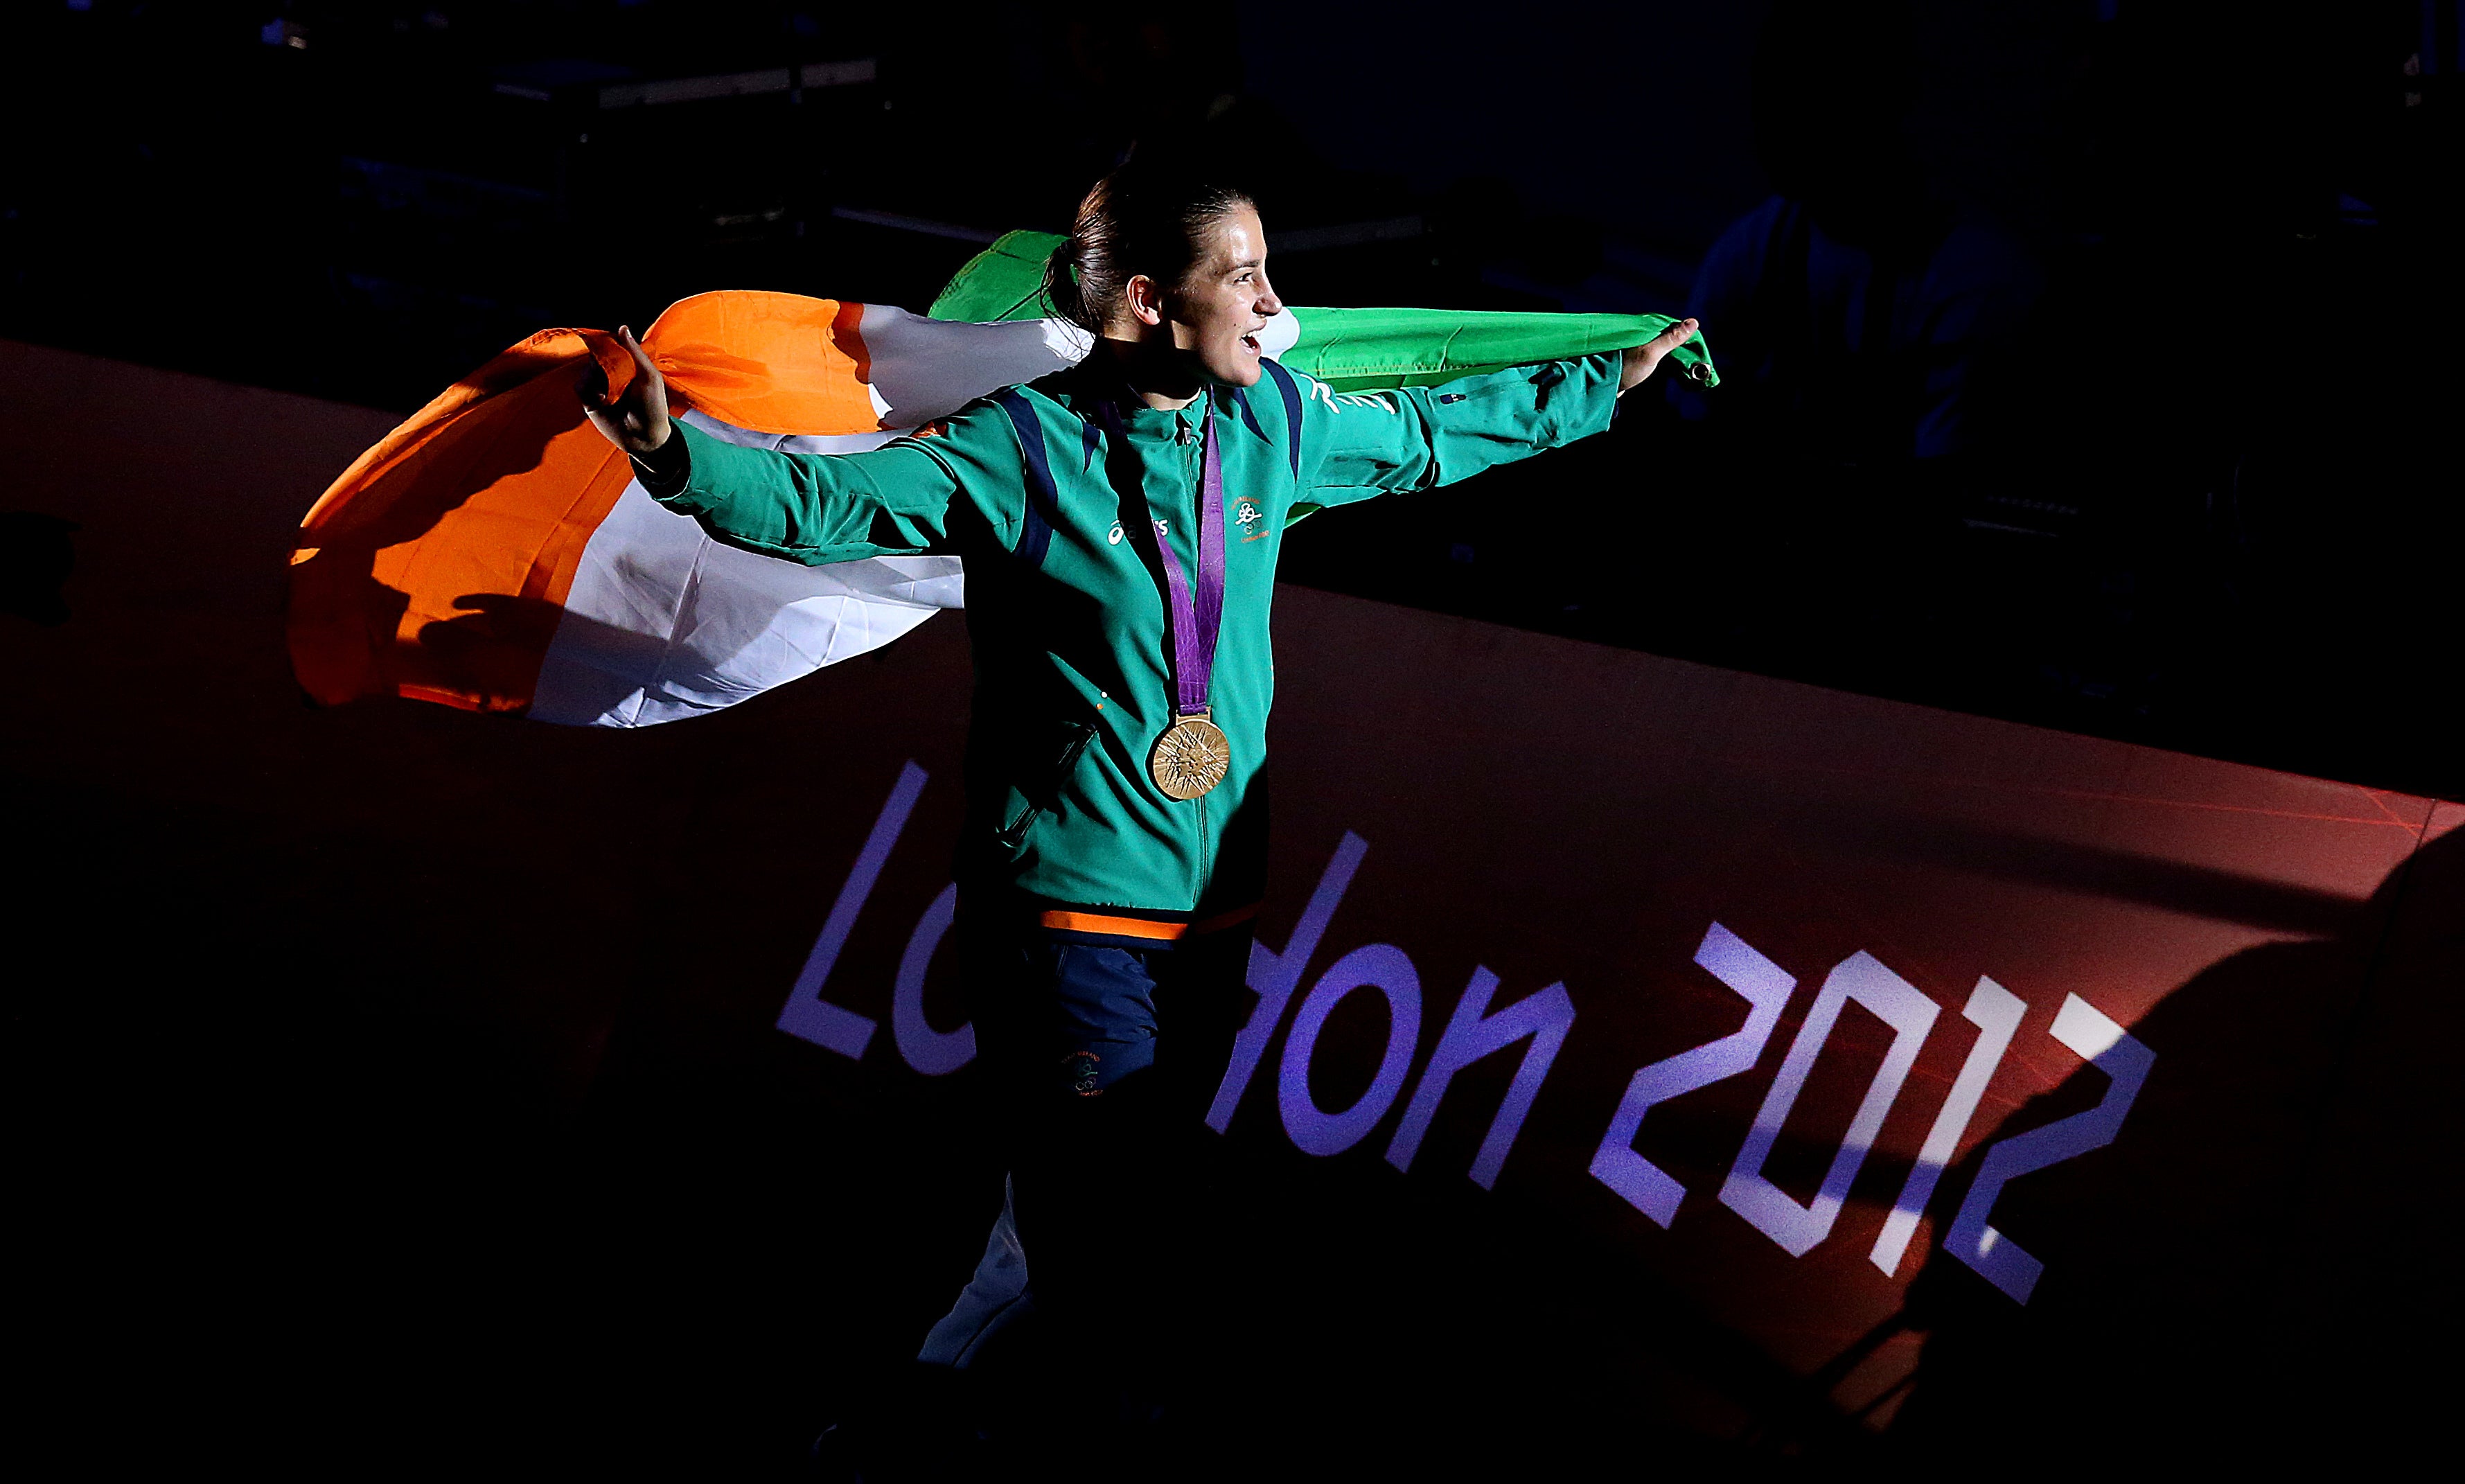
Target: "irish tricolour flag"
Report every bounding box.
[287,231,1714,727]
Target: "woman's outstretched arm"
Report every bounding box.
[1289,317,1697,511]
[578,324,1022,566]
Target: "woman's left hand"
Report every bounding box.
[1619,317,1699,394]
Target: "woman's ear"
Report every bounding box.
[1122,272,1166,328]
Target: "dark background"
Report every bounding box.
[6,0,2458,797]
[3,2,2459,1476]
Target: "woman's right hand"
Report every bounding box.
[578,325,671,456]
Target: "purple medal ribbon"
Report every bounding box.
[1100,396,1226,719]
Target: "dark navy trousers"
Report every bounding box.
[919,920,1252,1381]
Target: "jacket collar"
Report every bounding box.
[1063,356,1269,448]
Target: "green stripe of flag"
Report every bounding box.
[926,230,1718,391]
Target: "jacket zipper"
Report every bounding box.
[1194,786,1212,904]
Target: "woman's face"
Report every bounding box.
[1165,205,1283,387]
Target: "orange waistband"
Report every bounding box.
[1035,902,1261,941]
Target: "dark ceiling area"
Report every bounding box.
[5,0,2458,796]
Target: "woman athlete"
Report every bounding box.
[582,158,1697,1462]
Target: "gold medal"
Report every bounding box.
[1149,712,1231,801]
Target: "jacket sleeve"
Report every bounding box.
[1291,351,1625,512]
[647,403,1027,565]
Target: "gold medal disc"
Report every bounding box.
[1149,714,1232,801]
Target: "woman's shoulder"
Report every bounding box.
[1016,357,1108,412]
[895,368,1096,487]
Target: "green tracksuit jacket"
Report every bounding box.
[651,350,1625,925]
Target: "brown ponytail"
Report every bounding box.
[1041,159,1253,335]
